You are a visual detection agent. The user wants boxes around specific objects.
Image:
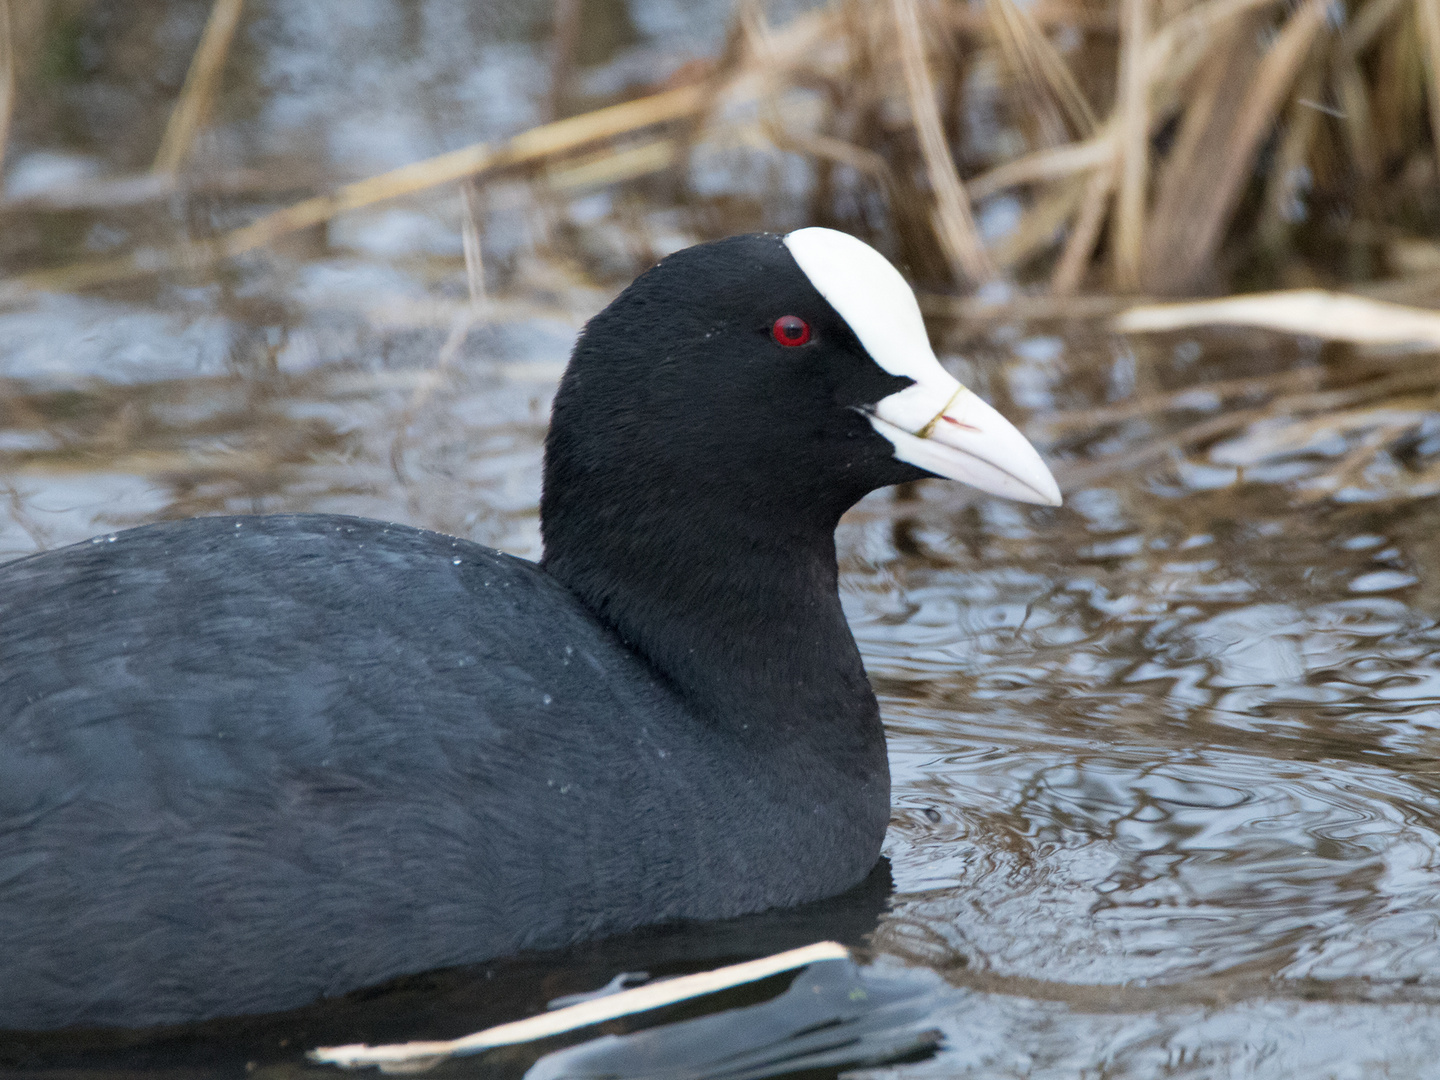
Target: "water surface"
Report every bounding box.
[4,2,1440,1076]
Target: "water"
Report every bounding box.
[855,487,1440,1075]
[4,2,1440,1076]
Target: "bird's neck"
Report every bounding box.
[544,489,891,901]
[541,491,879,753]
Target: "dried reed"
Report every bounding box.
[11,0,1440,503]
[0,0,13,180]
[151,0,245,174]
[894,0,994,284]
[15,0,1440,306]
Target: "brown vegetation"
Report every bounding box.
[7,0,1440,505]
[12,0,1440,299]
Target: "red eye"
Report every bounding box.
[771,315,811,346]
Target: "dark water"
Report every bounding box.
[4,2,1440,1077]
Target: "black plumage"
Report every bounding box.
[0,234,938,1029]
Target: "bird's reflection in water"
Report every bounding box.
[2,861,931,1080]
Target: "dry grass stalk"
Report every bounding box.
[1143,0,1328,292]
[220,83,704,255]
[993,174,1086,270]
[1257,67,1323,249]
[460,180,486,308]
[1262,360,1440,415]
[544,139,681,191]
[1051,159,1116,294]
[1417,0,1440,188]
[1294,419,1415,502]
[548,0,582,121]
[1116,289,1440,345]
[892,0,995,285]
[1331,52,1378,183]
[917,290,1134,321]
[1112,0,1149,290]
[1061,406,1273,487]
[986,0,1098,140]
[968,132,1114,201]
[738,2,894,192]
[1040,368,1322,429]
[151,0,246,174]
[1343,0,1407,53]
[316,943,855,1070]
[1192,365,1440,503]
[0,168,288,212]
[390,181,490,484]
[949,0,1292,290]
[1143,0,1285,94]
[1139,15,1261,293]
[389,308,480,483]
[951,2,1119,33]
[1197,0,1330,252]
[6,84,707,296]
[951,0,1339,295]
[0,0,12,180]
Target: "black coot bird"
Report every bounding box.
[0,228,1059,1030]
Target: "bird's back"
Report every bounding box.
[0,514,746,1029]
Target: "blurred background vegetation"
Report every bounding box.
[7,0,1440,557]
[9,0,1440,296]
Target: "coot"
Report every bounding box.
[0,228,1059,1030]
